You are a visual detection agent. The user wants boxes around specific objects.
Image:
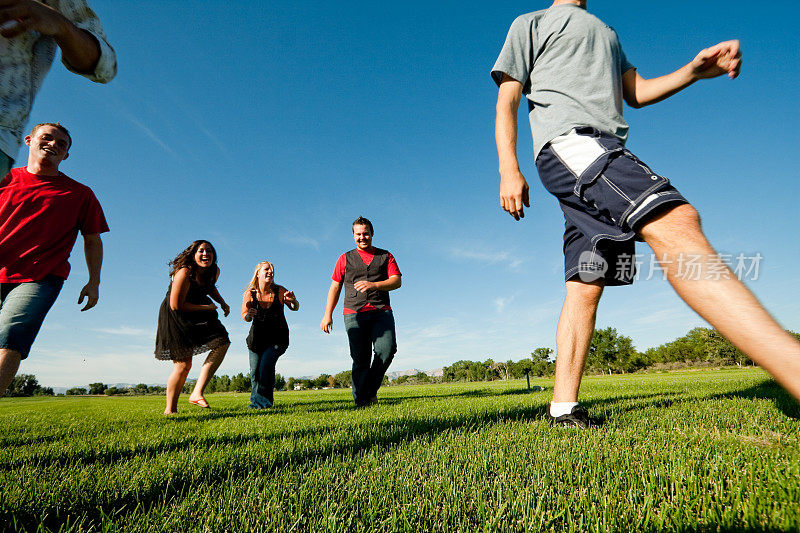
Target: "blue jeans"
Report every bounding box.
[343,310,396,406]
[0,276,64,359]
[0,151,12,176]
[248,344,285,408]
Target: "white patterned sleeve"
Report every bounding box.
[55,0,117,83]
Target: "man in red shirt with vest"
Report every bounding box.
[0,123,108,397]
[321,216,401,407]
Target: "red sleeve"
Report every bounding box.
[331,254,347,282]
[386,252,401,277]
[79,189,109,235]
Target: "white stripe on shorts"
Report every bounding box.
[548,129,606,177]
[627,193,660,221]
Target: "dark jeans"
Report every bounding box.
[248,344,285,408]
[343,310,396,406]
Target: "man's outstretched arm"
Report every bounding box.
[623,40,741,109]
[78,233,102,311]
[0,0,99,72]
[495,74,530,221]
[320,280,342,333]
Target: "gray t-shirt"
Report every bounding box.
[492,4,635,158]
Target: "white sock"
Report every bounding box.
[549,401,578,417]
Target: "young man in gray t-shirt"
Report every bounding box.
[493,0,800,426]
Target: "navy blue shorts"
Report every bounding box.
[536,127,688,286]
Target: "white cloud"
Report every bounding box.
[281,233,320,250]
[91,326,153,337]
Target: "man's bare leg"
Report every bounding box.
[553,279,604,403]
[0,348,22,398]
[639,203,800,400]
[190,343,229,404]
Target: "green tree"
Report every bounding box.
[88,382,106,395]
[531,348,553,362]
[313,374,331,388]
[66,387,87,395]
[133,383,149,395]
[274,373,286,391]
[6,374,41,397]
[286,377,296,390]
[333,371,351,388]
[587,327,637,374]
[230,373,251,392]
[414,372,431,383]
[182,379,197,394]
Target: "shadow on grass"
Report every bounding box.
[1,400,548,530]
[3,381,794,530]
[711,378,800,420]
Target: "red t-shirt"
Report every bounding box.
[0,167,109,282]
[332,247,401,314]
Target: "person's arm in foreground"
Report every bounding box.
[207,267,229,316]
[0,0,102,73]
[353,275,401,293]
[622,40,741,108]
[320,281,342,333]
[169,269,217,313]
[495,74,530,221]
[279,287,300,311]
[77,233,102,311]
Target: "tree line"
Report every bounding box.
[433,327,800,383]
[6,327,798,396]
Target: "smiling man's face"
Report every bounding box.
[25,125,70,172]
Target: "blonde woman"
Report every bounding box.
[242,261,299,408]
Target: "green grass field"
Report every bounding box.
[2,368,799,532]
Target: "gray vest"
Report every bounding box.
[343,248,391,311]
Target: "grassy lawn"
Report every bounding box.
[1,367,798,532]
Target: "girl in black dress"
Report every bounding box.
[242,261,299,408]
[155,240,231,414]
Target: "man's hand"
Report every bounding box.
[500,168,530,221]
[0,0,68,38]
[220,302,230,317]
[77,282,99,312]
[320,316,333,333]
[353,281,375,293]
[691,40,741,80]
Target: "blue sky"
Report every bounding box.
[11,0,799,387]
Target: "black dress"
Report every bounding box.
[154,277,230,361]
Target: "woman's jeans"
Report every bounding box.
[248,344,285,408]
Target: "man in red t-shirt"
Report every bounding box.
[321,216,401,407]
[0,123,109,397]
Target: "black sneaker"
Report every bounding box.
[546,406,602,428]
[356,396,378,408]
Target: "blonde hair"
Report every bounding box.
[244,261,274,294]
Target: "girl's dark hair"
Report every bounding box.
[168,240,218,285]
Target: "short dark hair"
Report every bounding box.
[352,216,374,235]
[30,122,72,148]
